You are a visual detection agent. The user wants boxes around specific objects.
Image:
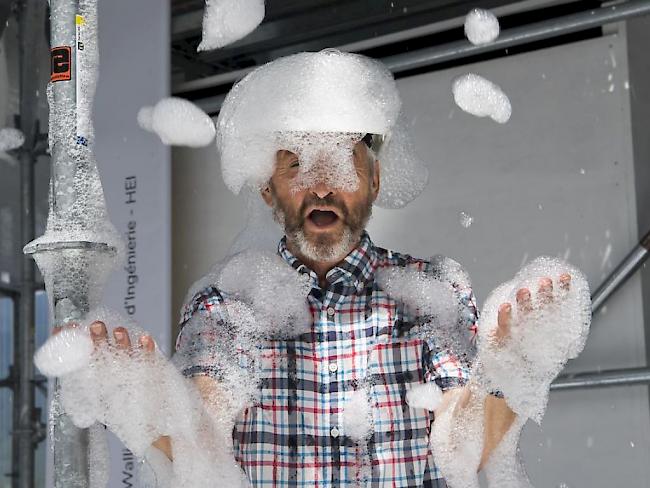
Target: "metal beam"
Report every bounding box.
[591,229,650,313]
[551,367,650,391]
[176,0,650,107]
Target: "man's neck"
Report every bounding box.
[286,238,359,289]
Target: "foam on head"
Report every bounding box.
[216,49,428,209]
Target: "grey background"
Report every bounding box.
[172,23,650,487]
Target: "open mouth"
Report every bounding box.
[307,209,340,228]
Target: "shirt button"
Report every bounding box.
[327,307,335,317]
[330,426,340,438]
[328,362,338,373]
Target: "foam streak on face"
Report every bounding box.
[272,190,372,263]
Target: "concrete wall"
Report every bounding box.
[172,29,650,486]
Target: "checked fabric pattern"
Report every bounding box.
[175,233,479,487]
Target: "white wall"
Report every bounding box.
[172,30,649,486]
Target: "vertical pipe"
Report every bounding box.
[15,1,48,487]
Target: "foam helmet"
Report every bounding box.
[216,49,429,209]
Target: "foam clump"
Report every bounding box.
[138,97,216,147]
[475,256,591,422]
[452,73,512,124]
[342,387,373,443]
[0,128,25,151]
[464,9,500,45]
[375,259,474,361]
[217,250,312,338]
[198,0,265,51]
[406,382,443,411]
[216,49,428,209]
[44,309,251,487]
[34,327,94,377]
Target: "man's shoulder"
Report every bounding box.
[373,245,471,288]
[179,284,228,326]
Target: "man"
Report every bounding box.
[84,51,575,487]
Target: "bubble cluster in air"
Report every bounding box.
[198,0,265,51]
[464,8,500,45]
[0,127,25,151]
[216,49,429,209]
[138,97,216,147]
[452,74,512,124]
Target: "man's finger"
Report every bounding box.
[516,287,532,314]
[139,334,155,354]
[89,321,108,346]
[538,277,553,304]
[113,327,131,350]
[495,302,512,341]
[559,273,571,292]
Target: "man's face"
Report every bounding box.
[261,140,380,263]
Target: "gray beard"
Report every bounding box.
[272,205,364,263]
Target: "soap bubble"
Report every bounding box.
[459,211,473,228]
[464,9,500,45]
[34,326,94,377]
[198,0,265,51]
[452,73,512,124]
[0,127,25,151]
[138,97,216,147]
[342,387,373,443]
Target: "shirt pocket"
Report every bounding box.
[368,339,431,439]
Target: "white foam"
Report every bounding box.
[475,256,591,422]
[216,50,428,208]
[406,382,443,411]
[34,327,94,377]
[138,97,216,147]
[459,211,473,228]
[46,308,251,487]
[342,387,374,443]
[452,73,512,124]
[464,9,500,46]
[198,0,265,51]
[0,128,25,151]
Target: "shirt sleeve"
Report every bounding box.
[422,256,479,391]
[173,286,235,379]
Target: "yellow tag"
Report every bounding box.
[75,15,85,25]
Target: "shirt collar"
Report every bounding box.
[277,232,377,291]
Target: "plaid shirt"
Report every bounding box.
[175,233,478,487]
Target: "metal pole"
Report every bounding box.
[591,229,650,313]
[24,1,121,486]
[174,0,650,109]
[14,1,48,487]
[551,367,650,391]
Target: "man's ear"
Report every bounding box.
[371,159,381,202]
[260,183,273,207]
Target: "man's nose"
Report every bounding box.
[311,181,334,199]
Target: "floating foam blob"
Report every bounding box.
[475,256,591,422]
[406,382,443,411]
[0,128,25,151]
[216,49,428,208]
[452,73,512,124]
[342,387,373,443]
[138,97,216,147]
[198,0,265,51]
[34,327,94,377]
[464,9,500,45]
[459,211,473,228]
